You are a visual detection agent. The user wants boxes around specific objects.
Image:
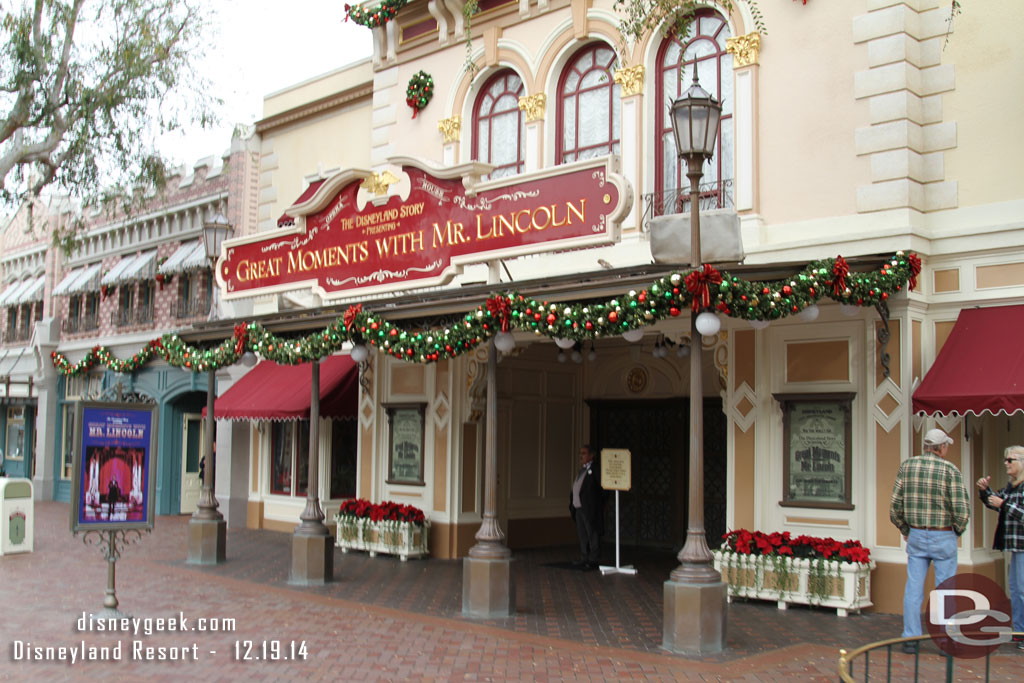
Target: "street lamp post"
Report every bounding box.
[186,213,233,565]
[662,64,728,654]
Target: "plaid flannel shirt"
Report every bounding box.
[890,452,970,537]
[980,481,1024,551]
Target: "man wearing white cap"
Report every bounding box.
[889,428,970,654]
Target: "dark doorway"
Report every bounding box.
[587,397,727,552]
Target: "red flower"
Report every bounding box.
[721,529,870,565]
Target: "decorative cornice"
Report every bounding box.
[254,83,374,135]
[360,170,400,196]
[726,32,761,68]
[613,65,645,97]
[517,93,546,123]
[437,116,461,144]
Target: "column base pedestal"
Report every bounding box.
[289,532,334,585]
[186,517,226,565]
[462,556,513,618]
[663,579,727,654]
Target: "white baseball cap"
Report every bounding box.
[924,428,954,446]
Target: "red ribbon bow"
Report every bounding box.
[908,253,921,291]
[831,256,850,297]
[233,324,248,356]
[685,264,722,312]
[485,295,512,333]
[343,304,363,332]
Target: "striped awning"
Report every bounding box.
[52,269,81,296]
[0,279,33,307]
[101,254,140,285]
[0,281,23,306]
[120,250,157,282]
[11,276,45,304]
[66,263,102,294]
[159,241,203,274]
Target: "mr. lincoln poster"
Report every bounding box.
[71,402,158,532]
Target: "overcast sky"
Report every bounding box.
[157,0,373,166]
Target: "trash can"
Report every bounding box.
[0,477,33,555]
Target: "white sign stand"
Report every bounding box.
[599,490,637,576]
[598,448,636,576]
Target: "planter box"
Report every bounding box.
[712,550,873,617]
[335,518,429,561]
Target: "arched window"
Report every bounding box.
[472,70,525,180]
[656,10,733,209]
[557,43,620,164]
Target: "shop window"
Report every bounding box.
[61,374,102,480]
[557,44,620,164]
[471,69,525,180]
[329,419,358,500]
[5,407,24,461]
[269,421,310,497]
[655,9,733,207]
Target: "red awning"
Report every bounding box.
[277,179,325,227]
[210,355,358,421]
[913,305,1024,417]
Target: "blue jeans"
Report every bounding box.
[903,528,958,637]
[1009,550,1024,636]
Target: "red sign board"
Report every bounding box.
[217,156,631,300]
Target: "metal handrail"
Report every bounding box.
[838,632,1024,682]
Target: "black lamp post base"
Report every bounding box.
[663,579,727,655]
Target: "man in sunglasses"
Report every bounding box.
[977,446,1024,649]
[890,428,970,654]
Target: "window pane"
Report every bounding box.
[578,88,610,149]
[563,70,580,93]
[720,55,733,115]
[580,68,605,89]
[720,117,734,191]
[270,422,294,495]
[62,407,75,480]
[562,97,576,153]
[662,131,679,193]
[330,419,358,500]
[477,119,490,159]
[490,112,520,166]
[296,420,309,496]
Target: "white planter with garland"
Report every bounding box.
[712,550,874,617]
[335,517,430,561]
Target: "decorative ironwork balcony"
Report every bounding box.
[0,327,32,345]
[61,314,100,335]
[172,297,212,320]
[110,305,155,328]
[641,178,734,232]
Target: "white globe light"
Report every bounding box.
[749,319,770,330]
[350,343,369,363]
[557,351,567,363]
[571,350,583,364]
[555,337,576,349]
[622,328,645,343]
[240,351,258,367]
[840,303,859,317]
[798,303,820,322]
[494,331,516,353]
[676,342,691,357]
[587,349,597,362]
[695,311,721,337]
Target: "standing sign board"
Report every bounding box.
[216,155,631,301]
[69,402,158,533]
[599,448,636,576]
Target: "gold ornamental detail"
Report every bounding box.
[613,65,645,97]
[360,170,399,197]
[726,32,761,68]
[438,116,461,144]
[517,93,547,123]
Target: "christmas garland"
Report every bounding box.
[50,251,920,376]
[406,71,434,118]
[344,0,409,28]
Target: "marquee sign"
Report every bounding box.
[216,155,632,300]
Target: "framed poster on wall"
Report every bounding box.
[69,401,159,532]
[774,393,855,510]
[385,403,425,485]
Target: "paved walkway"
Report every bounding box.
[0,502,1018,681]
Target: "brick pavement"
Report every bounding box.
[0,502,1019,681]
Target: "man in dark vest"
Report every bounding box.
[569,444,603,569]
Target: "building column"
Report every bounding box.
[518,94,546,173]
[33,319,60,500]
[613,65,644,232]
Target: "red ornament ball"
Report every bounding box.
[608,311,618,323]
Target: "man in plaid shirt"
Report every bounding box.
[889,428,970,654]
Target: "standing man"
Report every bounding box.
[569,444,603,570]
[889,428,970,654]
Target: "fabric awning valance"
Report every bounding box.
[0,280,28,307]
[52,268,82,296]
[101,254,139,285]
[66,263,102,294]
[120,250,157,282]
[913,305,1024,417]
[210,355,358,421]
[13,276,45,304]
